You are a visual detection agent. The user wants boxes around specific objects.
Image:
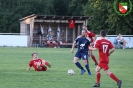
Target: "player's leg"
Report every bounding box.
[105,69,122,87]
[58,41,60,48]
[90,51,98,65]
[82,54,92,75]
[122,38,127,49]
[103,62,122,88]
[41,67,47,71]
[73,53,85,74]
[52,41,56,48]
[92,65,101,87]
[105,69,119,82]
[42,60,51,68]
[36,62,43,71]
[47,40,50,47]
[120,41,124,49]
[104,70,122,88]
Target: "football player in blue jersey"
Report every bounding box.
[71,29,92,75]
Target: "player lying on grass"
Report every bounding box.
[26,52,51,71]
[89,30,122,88]
[71,29,92,75]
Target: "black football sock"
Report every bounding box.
[75,62,83,70]
[85,64,91,72]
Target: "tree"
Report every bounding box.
[68,0,88,16]
[0,0,55,33]
[83,0,133,34]
[53,0,70,16]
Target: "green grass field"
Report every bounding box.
[0,47,133,88]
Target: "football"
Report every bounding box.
[67,69,74,75]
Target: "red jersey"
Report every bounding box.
[94,39,114,63]
[86,31,96,42]
[68,20,75,28]
[29,58,46,71]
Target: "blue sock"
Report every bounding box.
[85,64,91,72]
[75,62,83,70]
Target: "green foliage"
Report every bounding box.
[83,0,133,35]
[0,47,133,88]
[0,0,132,34]
[53,0,70,16]
[68,0,88,16]
[0,0,55,33]
[53,0,88,16]
[0,0,87,33]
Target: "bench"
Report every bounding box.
[60,43,72,48]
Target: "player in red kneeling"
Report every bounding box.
[26,52,51,71]
[89,30,122,88]
[83,25,98,65]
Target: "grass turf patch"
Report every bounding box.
[0,47,132,88]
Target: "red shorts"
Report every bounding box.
[98,61,109,70]
[35,67,47,71]
[41,67,47,71]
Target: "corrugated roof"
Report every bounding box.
[19,14,91,21]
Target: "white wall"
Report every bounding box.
[0,35,28,47]
[96,35,133,48]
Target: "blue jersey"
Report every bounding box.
[74,35,91,53]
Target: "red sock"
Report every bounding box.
[110,73,119,83]
[96,72,101,84]
[58,42,60,46]
[47,44,50,47]
[91,55,98,64]
[52,44,56,47]
[45,62,49,66]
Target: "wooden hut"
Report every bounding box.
[19,14,91,47]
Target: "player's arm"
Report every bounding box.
[71,37,78,53]
[89,46,98,51]
[71,42,76,53]
[26,66,31,71]
[93,35,97,43]
[88,45,92,57]
[91,32,97,45]
[108,42,115,56]
[89,39,98,51]
[108,48,115,56]
[26,62,32,71]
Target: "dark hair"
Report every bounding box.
[82,25,87,30]
[31,52,37,57]
[118,33,121,35]
[82,29,87,33]
[100,30,106,37]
